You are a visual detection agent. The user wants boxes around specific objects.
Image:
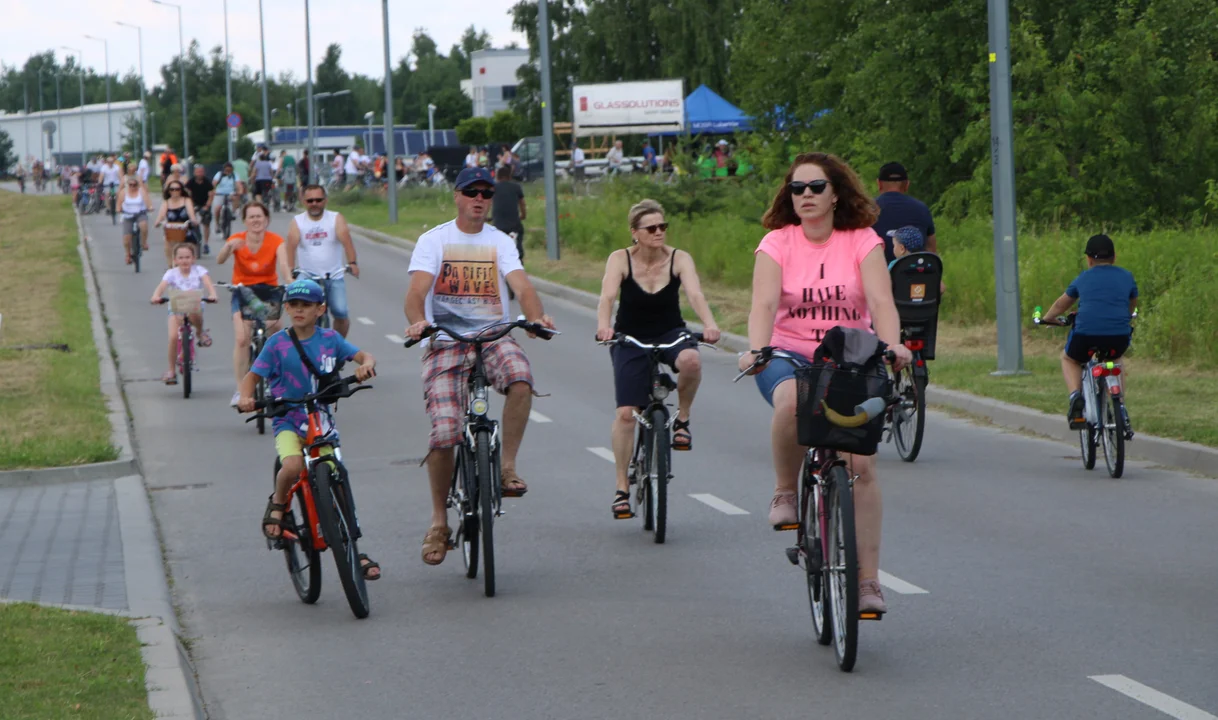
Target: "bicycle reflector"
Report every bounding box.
[1091,362,1122,378]
[904,339,926,351]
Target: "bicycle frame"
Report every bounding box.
[279,406,344,552]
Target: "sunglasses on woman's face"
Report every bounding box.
[168,187,183,192]
[789,179,830,196]
[460,188,495,199]
[639,223,669,234]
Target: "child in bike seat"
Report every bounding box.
[237,279,381,579]
[1041,234,1138,428]
[888,225,946,295]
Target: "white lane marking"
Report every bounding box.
[688,493,749,515]
[357,316,375,325]
[1089,676,1217,720]
[586,447,616,463]
[385,334,405,345]
[878,570,929,595]
[529,410,552,423]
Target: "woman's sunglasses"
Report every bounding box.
[460,188,495,199]
[168,186,183,192]
[789,180,830,196]
[638,223,669,234]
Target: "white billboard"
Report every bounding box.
[571,80,685,137]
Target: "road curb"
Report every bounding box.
[0,210,139,488]
[350,222,1218,479]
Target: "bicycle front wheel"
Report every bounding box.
[456,447,479,579]
[801,457,832,646]
[180,325,192,399]
[826,465,859,672]
[475,429,496,598]
[892,366,926,462]
[313,462,369,619]
[1102,390,1126,478]
[649,409,669,544]
[132,227,142,274]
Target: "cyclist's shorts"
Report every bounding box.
[197,207,212,224]
[230,283,284,320]
[121,211,148,236]
[753,348,812,407]
[275,431,334,462]
[421,336,534,450]
[609,327,696,408]
[254,179,275,198]
[1065,332,1129,364]
[320,277,348,319]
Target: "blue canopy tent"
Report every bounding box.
[655,85,753,136]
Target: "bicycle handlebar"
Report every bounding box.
[732,346,898,383]
[403,319,559,349]
[292,266,358,282]
[154,297,217,305]
[596,331,708,350]
[242,374,372,422]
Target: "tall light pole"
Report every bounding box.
[22,80,30,166]
[364,111,375,153]
[289,102,297,133]
[61,47,86,162]
[54,70,62,167]
[83,35,112,154]
[538,0,560,260]
[151,0,188,159]
[427,103,436,148]
[223,0,234,162]
[304,0,316,183]
[381,0,397,223]
[150,111,156,145]
[987,0,1024,374]
[257,0,271,153]
[115,21,147,154]
[38,67,47,165]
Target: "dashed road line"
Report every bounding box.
[688,493,749,515]
[878,570,929,595]
[357,316,375,325]
[1089,675,1217,720]
[385,334,405,345]
[529,410,552,423]
[586,447,616,463]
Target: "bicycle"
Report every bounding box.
[126,212,145,274]
[404,318,557,597]
[1033,310,1134,478]
[736,345,898,672]
[886,251,943,462]
[155,289,217,399]
[247,373,375,618]
[105,184,119,224]
[282,180,297,213]
[217,196,235,240]
[597,331,710,543]
[292,267,357,330]
[217,282,284,435]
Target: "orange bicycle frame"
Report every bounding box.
[280,406,330,551]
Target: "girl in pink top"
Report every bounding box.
[739,152,911,615]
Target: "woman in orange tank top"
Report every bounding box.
[217,201,290,405]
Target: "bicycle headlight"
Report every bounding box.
[652,381,670,400]
[471,398,490,416]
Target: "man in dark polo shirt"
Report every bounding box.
[490,164,527,300]
[872,161,936,263]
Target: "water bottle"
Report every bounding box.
[1033,306,1043,324]
[245,290,267,317]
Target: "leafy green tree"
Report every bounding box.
[456,116,490,145]
[0,128,15,173]
[487,110,522,142]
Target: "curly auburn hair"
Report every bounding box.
[761,152,879,231]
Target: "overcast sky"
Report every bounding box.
[1,0,525,84]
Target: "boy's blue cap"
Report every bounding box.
[284,279,324,304]
[454,167,495,190]
[890,225,925,252]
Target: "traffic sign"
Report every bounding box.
[226,113,243,129]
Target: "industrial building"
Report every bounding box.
[0,100,142,167]
[461,48,529,118]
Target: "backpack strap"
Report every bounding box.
[287,327,325,380]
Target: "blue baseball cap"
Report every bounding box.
[890,225,925,253]
[454,167,496,190]
[284,278,325,304]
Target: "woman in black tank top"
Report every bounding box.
[595,199,722,518]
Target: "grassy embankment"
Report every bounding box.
[0,192,116,469]
[334,179,1218,447]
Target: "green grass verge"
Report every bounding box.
[338,186,1218,448]
[0,603,153,720]
[0,192,116,469]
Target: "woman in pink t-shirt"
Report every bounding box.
[738,152,911,615]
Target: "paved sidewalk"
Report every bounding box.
[0,479,127,610]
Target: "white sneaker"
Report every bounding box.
[230,391,241,408]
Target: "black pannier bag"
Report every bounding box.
[795,327,893,456]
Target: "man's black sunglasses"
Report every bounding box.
[788,179,830,196]
[304,198,326,204]
[460,188,495,199]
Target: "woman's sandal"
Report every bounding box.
[612,490,634,519]
[262,494,287,539]
[421,527,452,566]
[197,330,212,347]
[358,553,381,581]
[672,418,692,451]
[162,371,178,385]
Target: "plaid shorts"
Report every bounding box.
[422,336,534,449]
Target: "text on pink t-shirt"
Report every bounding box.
[755,224,883,359]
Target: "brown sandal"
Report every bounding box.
[501,468,528,497]
[421,526,452,566]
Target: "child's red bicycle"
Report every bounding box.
[248,374,375,618]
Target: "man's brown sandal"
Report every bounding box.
[501,468,528,497]
[422,527,452,566]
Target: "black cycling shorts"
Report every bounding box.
[609,328,697,408]
[1065,332,1129,364]
[197,207,212,224]
[254,179,274,199]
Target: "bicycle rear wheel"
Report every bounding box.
[313,462,369,618]
[892,366,926,462]
[801,458,832,646]
[180,325,192,399]
[1102,390,1126,478]
[475,430,496,598]
[649,409,669,544]
[273,458,321,603]
[826,465,859,672]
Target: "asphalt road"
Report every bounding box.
[79,204,1218,720]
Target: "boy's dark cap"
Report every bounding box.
[1085,234,1115,259]
[878,162,908,181]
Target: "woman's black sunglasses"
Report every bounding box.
[789,180,830,196]
[168,186,183,192]
[460,188,495,199]
[638,223,669,234]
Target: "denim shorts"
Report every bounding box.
[321,277,348,320]
[753,350,811,407]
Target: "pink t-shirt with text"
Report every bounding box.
[756,224,883,360]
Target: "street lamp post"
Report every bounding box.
[151,0,189,159]
[258,0,271,154]
[115,21,147,154]
[364,111,374,154]
[151,112,156,146]
[83,35,112,154]
[223,0,233,161]
[38,68,46,165]
[55,70,62,167]
[538,0,560,260]
[61,47,86,161]
[427,103,436,148]
[22,81,29,166]
[304,0,316,183]
[381,0,397,223]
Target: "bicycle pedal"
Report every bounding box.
[859,612,884,621]
[613,511,635,520]
[784,547,800,566]
[773,523,799,532]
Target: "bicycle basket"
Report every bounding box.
[795,362,892,456]
[167,289,203,315]
[237,284,284,322]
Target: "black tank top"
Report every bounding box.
[613,249,685,338]
[165,204,190,223]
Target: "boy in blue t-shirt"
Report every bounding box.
[237,279,380,578]
[1041,234,1138,428]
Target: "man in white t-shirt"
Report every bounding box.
[605,140,624,175]
[404,166,556,567]
[344,146,368,186]
[137,152,151,183]
[571,145,586,193]
[285,184,360,337]
[464,146,479,169]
